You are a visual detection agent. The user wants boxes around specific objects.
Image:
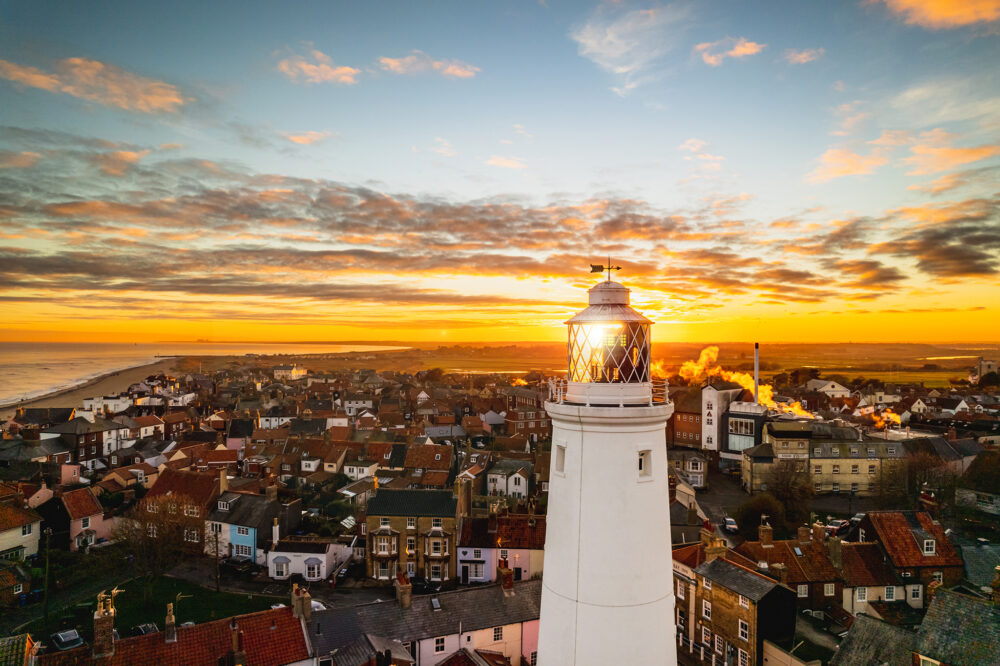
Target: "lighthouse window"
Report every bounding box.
[555,445,566,474]
[638,450,651,478]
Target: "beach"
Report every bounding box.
[0,357,182,421]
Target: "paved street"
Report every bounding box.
[168,558,394,609]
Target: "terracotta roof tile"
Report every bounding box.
[867,511,964,568]
[146,469,219,509]
[61,488,103,520]
[37,607,309,666]
[404,444,452,471]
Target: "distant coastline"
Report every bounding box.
[0,357,181,419]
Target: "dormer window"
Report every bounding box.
[218,501,229,511]
[923,539,936,555]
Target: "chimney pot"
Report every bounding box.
[828,536,843,571]
[759,523,773,548]
[164,602,177,644]
[812,522,826,543]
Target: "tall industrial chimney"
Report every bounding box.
[754,342,759,404]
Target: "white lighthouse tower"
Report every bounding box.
[538,276,677,665]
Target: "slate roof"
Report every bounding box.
[310,580,541,656]
[915,589,1000,665]
[61,488,103,520]
[330,633,414,666]
[206,493,283,532]
[958,542,1000,587]
[829,613,916,666]
[366,489,457,518]
[694,558,778,601]
[37,607,309,666]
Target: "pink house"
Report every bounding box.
[62,488,110,551]
[60,463,82,486]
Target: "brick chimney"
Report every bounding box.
[687,502,698,526]
[225,619,247,666]
[271,517,280,549]
[798,525,811,544]
[926,579,942,603]
[92,594,116,658]
[812,521,826,543]
[945,427,956,441]
[759,523,773,548]
[827,536,843,571]
[291,583,312,621]
[668,476,677,503]
[771,562,787,584]
[499,562,515,597]
[219,468,228,493]
[705,535,727,563]
[395,572,412,610]
[164,602,177,644]
[266,483,278,502]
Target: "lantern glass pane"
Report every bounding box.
[567,322,650,383]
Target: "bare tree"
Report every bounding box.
[113,493,203,599]
[765,460,813,525]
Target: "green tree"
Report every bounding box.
[979,371,999,389]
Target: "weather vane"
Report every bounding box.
[590,256,622,282]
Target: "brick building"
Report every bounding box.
[365,489,459,584]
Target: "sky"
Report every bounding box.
[0,0,998,344]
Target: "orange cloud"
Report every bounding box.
[694,37,766,66]
[282,130,333,145]
[903,129,1000,175]
[277,47,359,84]
[485,155,527,169]
[0,57,187,112]
[378,50,480,78]
[873,0,1000,29]
[92,150,150,176]
[785,48,825,64]
[807,147,889,182]
[0,151,41,168]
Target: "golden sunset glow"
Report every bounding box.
[0,1,997,344]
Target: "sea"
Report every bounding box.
[0,341,403,407]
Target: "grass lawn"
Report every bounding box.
[27,576,282,643]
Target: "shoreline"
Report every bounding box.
[0,357,182,421]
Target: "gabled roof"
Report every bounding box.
[735,538,840,584]
[694,558,778,601]
[366,489,457,518]
[309,580,540,656]
[829,613,916,666]
[840,542,899,588]
[866,511,963,568]
[404,444,452,471]
[36,606,309,666]
[0,502,41,532]
[205,493,284,530]
[915,589,1000,665]
[146,469,219,508]
[61,488,103,520]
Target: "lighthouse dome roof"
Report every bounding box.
[565,281,651,325]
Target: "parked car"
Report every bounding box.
[221,556,255,578]
[50,629,85,651]
[412,579,442,595]
[722,517,739,534]
[826,519,850,536]
[850,513,866,525]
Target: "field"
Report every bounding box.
[232,341,995,388]
[28,577,280,643]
